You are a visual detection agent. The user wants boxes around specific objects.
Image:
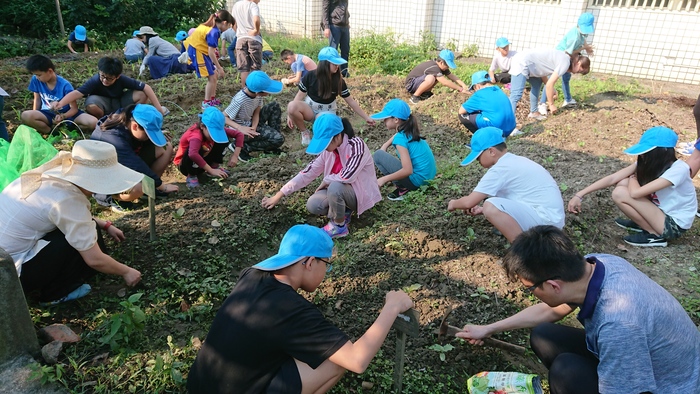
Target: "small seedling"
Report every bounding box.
[428,343,454,362]
[172,207,185,220]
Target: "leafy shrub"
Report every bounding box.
[350,30,436,75]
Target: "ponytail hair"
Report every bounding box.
[636,147,676,186]
[100,104,137,130]
[203,9,235,27]
[340,118,355,139]
[399,114,424,142]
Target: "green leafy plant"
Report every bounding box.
[98,293,146,351]
[427,343,454,362]
[29,363,66,386]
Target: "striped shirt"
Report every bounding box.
[224,89,263,127]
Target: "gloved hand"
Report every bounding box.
[160,106,170,116]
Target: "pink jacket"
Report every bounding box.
[280,135,381,215]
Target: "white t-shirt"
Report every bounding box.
[654,160,697,229]
[489,50,517,73]
[474,152,565,227]
[509,49,570,78]
[0,176,96,275]
[232,0,262,43]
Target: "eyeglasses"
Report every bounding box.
[523,276,560,294]
[99,73,117,82]
[303,257,333,272]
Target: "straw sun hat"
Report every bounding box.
[21,140,144,198]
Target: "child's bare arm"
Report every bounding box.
[53,90,84,110]
[32,93,41,111]
[447,191,488,212]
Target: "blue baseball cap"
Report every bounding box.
[439,49,457,69]
[370,99,411,121]
[132,104,166,147]
[578,13,595,35]
[74,25,87,41]
[623,126,678,155]
[469,71,491,90]
[132,30,141,37]
[246,70,283,94]
[307,114,344,155]
[318,47,347,65]
[175,31,188,41]
[461,127,505,166]
[495,37,511,48]
[253,225,334,271]
[199,107,228,144]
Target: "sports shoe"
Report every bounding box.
[537,103,547,115]
[509,128,523,137]
[614,217,642,232]
[527,112,546,120]
[301,130,311,146]
[186,175,200,188]
[623,231,667,247]
[388,187,409,201]
[504,83,511,90]
[322,221,349,238]
[202,100,212,110]
[40,284,91,306]
[343,210,352,226]
[93,194,132,213]
[209,97,221,107]
[696,209,700,218]
[677,141,696,156]
[561,98,577,108]
[409,95,421,105]
[419,91,434,100]
[238,150,252,163]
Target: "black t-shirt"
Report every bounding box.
[187,267,349,394]
[77,74,145,98]
[298,70,350,104]
[405,60,451,83]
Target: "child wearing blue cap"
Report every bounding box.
[67,25,93,54]
[90,104,179,212]
[488,37,517,84]
[287,47,375,146]
[223,70,285,161]
[568,126,696,247]
[174,107,245,188]
[448,127,565,242]
[371,99,436,201]
[404,49,469,104]
[187,224,413,393]
[262,114,381,238]
[459,71,518,136]
[123,30,146,63]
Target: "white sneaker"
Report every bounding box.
[510,128,523,137]
[561,98,577,107]
[538,103,547,115]
[528,112,547,120]
[301,131,311,146]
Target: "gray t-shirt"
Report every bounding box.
[509,49,570,78]
[582,254,700,393]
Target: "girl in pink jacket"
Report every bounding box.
[262,113,381,238]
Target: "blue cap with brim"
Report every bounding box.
[461,127,505,166]
[74,25,87,41]
[469,70,491,90]
[370,99,411,121]
[495,37,511,48]
[307,114,344,155]
[200,107,228,143]
[318,47,347,65]
[578,13,595,35]
[623,126,678,155]
[132,104,166,147]
[175,31,188,41]
[246,70,283,94]
[439,49,457,69]
[253,225,334,271]
[132,30,140,37]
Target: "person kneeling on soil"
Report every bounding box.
[90,104,178,212]
[447,127,565,243]
[261,114,381,239]
[187,224,414,393]
[458,71,517,137]
[174,107,244,189]
[457,225,700,394]
[0,140,144,305]
[568,126,696,247]
[371,99,436,201]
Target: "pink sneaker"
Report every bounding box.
[322,221,349,238]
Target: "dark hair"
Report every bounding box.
[26,55,55,73]
[97,57,123,76]
[436,58,447,67]
[340,117,355,138]
[100,104,138,130]
[503,225,586,284]
[492,142,507,152]
[203,10,235,27]
[399,114,424,142]
[636,147,676,186]
[280,49,295,60]
[316,60,344,100]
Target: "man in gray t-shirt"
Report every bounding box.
[457,226,700,394]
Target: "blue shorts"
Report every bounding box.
[188,46,216,78]
[39,109,85,127]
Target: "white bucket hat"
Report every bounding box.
[137,26,158,36]
[21,140,144,198]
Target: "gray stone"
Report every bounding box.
[0,248,39,364]
[0,355,67,393]
[37,325,80,345]
[40,342,62,365]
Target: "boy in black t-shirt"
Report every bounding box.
[51,57,168,119]
[405,49,468,104]
[187,224,413,394]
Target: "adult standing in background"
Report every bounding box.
[232,0,263,87]
[322,0,350,77]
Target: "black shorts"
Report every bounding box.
[266,358,302,394]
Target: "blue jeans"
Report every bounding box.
[509,74,544,114]
[0,95,7,142]
[227,38,237,66]
[540,72,572,103]
[328,25,350,76]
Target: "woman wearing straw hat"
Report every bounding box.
[0,140,144,305]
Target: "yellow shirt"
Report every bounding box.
[185,25,214,53]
